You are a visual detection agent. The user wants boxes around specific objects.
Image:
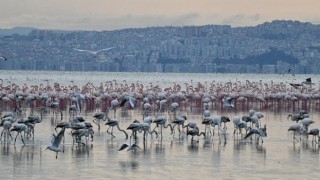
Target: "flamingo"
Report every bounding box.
[55,121,71,132]
[72,127,94,146]
[49,100,63,120]
[157,99,168,115]
[205,116,224,136]
[92,111,107,131]
[105,118,128,139]
[184,121,198,133]
[221,115,231,130]
[233,116,249,136]
[301,118,315,135]
[287,113,304,123]
[10,124,28,145]
[171,114,187,136]
[0,120,13,141]
[72,91,83,113]
[153,115,173,139]
[170,102,179,119]
[24,109,44,139]
[202,117,213,137]
[127,120,141,143]
[109,99,120,118]
[142,102,152,118]
[203,110,210,119]
[68,105,78,118]
[187,126,205,142]
[308,128,319,143]
[141,116,158,139]
[288,123,305,142]
[244,125,267,144]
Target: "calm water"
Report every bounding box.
[1,71,320,179]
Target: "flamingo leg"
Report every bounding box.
[20,132,25,145]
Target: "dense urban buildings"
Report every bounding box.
[0,20,320,74]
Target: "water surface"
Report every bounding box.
[0,71,320,179]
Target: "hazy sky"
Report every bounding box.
[1,0,320,30]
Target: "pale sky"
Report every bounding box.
[1,0,320,31]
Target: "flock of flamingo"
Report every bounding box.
[0,77,320,158]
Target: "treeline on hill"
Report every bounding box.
[156,49,298,65]
[213,48,299,65]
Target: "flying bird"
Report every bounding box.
[289,83,302,89]
[46,127,66,159]
[302,78,315,85]
[73,47,115,56]
[223,97,235,108]
[0,56,7,61]
[118,143,140,152]
[120,96,137,108]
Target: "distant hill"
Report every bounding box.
[0,27,37,36]
[213,48,299,65]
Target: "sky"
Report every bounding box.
[1,0,320,31]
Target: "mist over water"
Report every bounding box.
[1,71,320,179]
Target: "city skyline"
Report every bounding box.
[1,20,319,74]
[1,0,320,31]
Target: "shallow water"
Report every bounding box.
[1,71,320,179]
[1,70,320,87]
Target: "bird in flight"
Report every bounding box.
[120,96,137,108]
[223,97,235,108]
[289,83,302,89]
[302,78,315,85]
[118,143,140,152]
[73,47,115,56]
[0,56,7,61]
[46,127,66,159]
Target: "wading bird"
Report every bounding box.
[171,114,187,136]
[308,128,319,143]
[92,112,107,131]
[244,125,267,144]
[187,126,205,142]
[153,115,173,139]
[127,120,141,143]
[10,124,28,145]
[105,118,128,139]
[0,120,13,141]
[288,123,305,142]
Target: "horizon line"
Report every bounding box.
[1,19,319,32]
